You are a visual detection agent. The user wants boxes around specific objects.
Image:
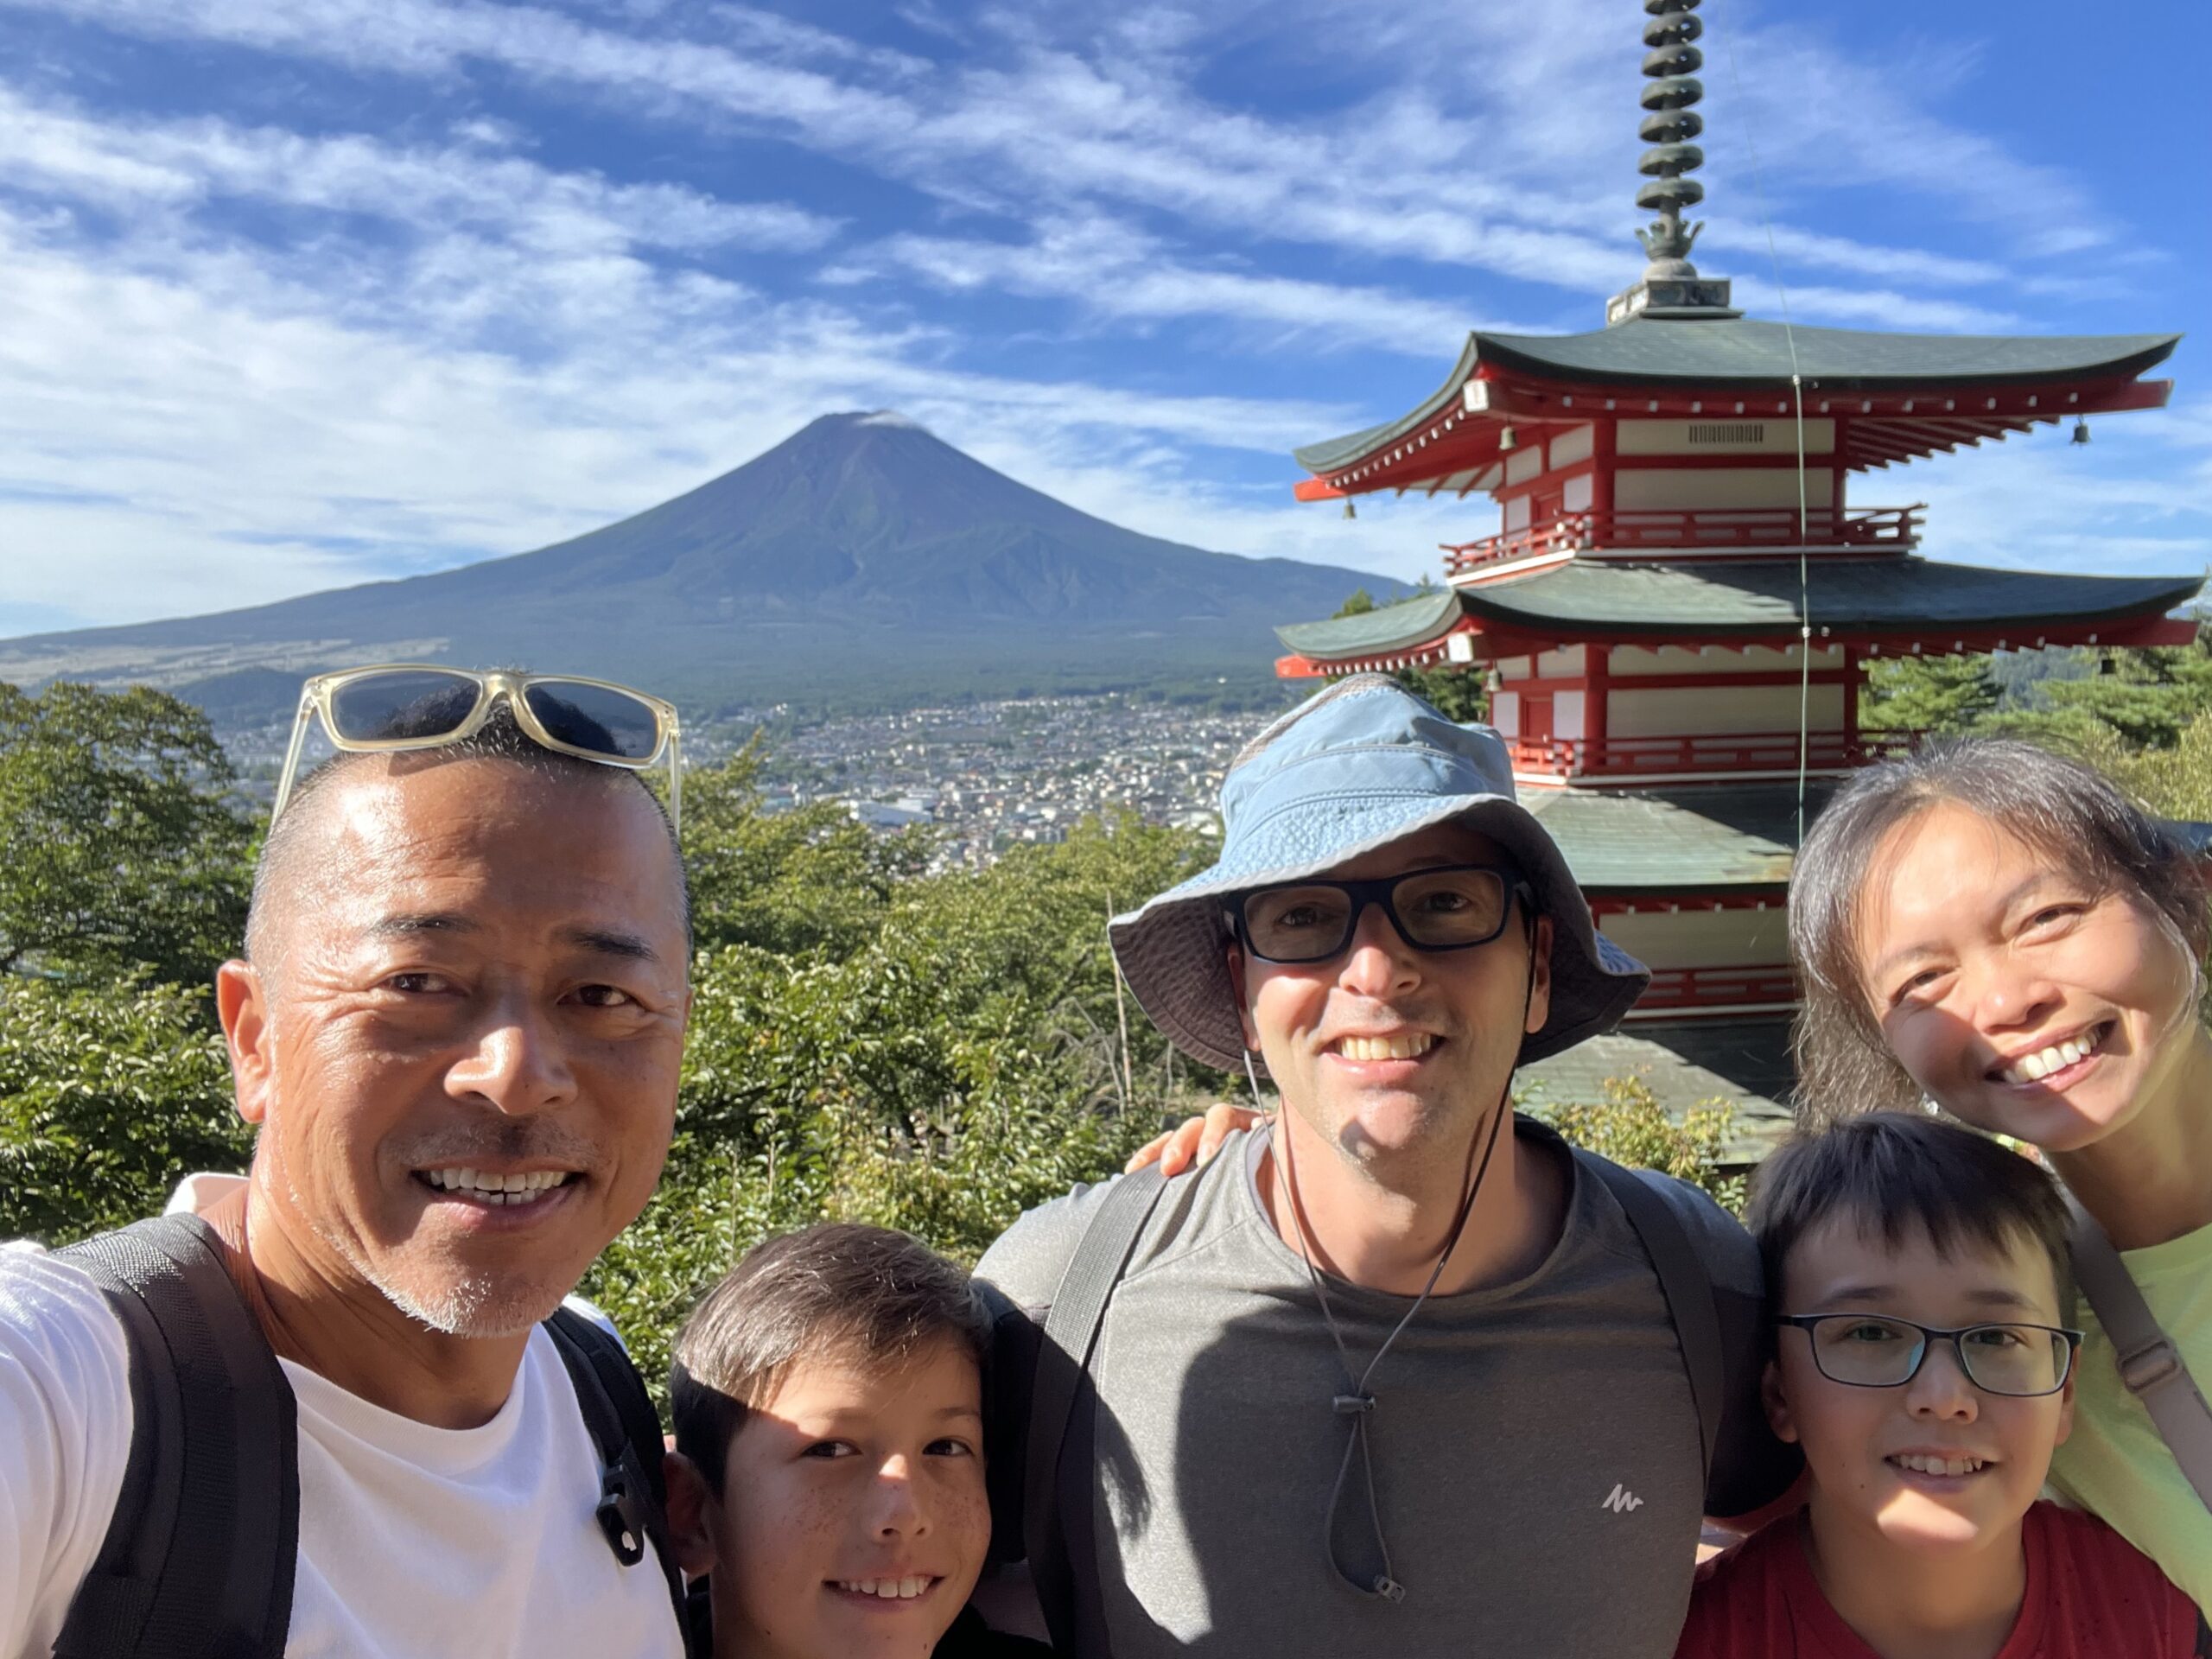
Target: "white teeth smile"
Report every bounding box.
[835,1577,931,1600]
[1335,1033,1437,1062]
[420,1167,575,1205]
[1891,1452,1986,1478]
[1999,1027,2104,1085]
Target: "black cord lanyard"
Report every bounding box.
[1246,936,1537,1604]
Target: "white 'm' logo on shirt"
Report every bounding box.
[1599,1483,1644,1514]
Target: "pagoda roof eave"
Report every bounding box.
[1274,588,1465,658]
[1293,318,2181,482]
[1470,318,2179,393]
[1274,559,2202,664]
[1293,334,1481,474]
[1455,558,2205,645]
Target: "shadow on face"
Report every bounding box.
[219,754,691,1337]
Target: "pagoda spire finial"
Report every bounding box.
[1606,0,1738,324]
[1636,0,1706,277]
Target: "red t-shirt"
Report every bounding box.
[1675,1502,2207,1658]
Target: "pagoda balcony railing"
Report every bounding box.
[1508,728,1923,778]
[1626,963,1801,1016]
[1444,505,1924,575]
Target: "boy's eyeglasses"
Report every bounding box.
[1231,864,1532,964]
[273,665,683,830]
[1777,1313,2084,1398]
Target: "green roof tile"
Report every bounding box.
[1274,588,1461,658]
[1459,558,2202,639]
[1274,559,2201,659]
[1523,785,1819,889]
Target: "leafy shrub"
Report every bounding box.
[0,975,248,1243]
[1525,1074,1746,1213]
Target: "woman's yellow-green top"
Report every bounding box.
[2051,1216,2212,1611]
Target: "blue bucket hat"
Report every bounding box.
[1109,673,1648,1070]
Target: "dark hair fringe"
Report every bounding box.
[670,1222,990,1496]
[1788,737,2209,1126]
[1749,1111,2073,1302]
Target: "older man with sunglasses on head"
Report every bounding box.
[974,674,1799,1657]
[0,666,696,1658]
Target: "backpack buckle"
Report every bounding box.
[2118,1338,2183,1395]
[595,1461,651,1567]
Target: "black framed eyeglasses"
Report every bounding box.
[1777,1313,2084,1397]
[1231,863,1530,964]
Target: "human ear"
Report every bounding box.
[2052,1363,2076,1450]
[1760,1358,1800,1446]
[662,1451,722,1580]
[1226,943,1260,1052]
[217,959,275,1128]
[1522,914,1555,1037]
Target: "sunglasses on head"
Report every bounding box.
[273,664,683,830]
[1230,863,1532,964]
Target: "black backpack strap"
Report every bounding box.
[1580,1154,1726,1485]
[51,1214,298,1659]
[1023,1166,1169,1658]
[544,1306,694,1653]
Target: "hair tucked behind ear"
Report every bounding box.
[1789,737,2209,1128]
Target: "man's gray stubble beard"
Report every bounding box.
[262,1084,586,1341]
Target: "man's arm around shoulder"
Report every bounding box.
[0,1246,137,1657]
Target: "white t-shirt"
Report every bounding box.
[0,1179,684,1658]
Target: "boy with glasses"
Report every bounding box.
[1676,1113,2206,1657]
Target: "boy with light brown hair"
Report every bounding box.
[664,1222,1048,1659]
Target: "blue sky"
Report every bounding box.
[0,0,2206,638]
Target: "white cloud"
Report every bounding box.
[0,0,2196,645]
[0,85,840,255]
[862,215,1527,356]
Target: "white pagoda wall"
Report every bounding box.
[1609,683,1846,738]
[1609,645,1845,676]
[1599,906,1789,969]
[1612,467,1835,512]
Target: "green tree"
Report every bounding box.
[0,682,255,987]
[683,735,933,959]
[2072,708,2212,823]
[0,975,249,1243]
[2024,632,2212,749]
[1392,663,1488,723]
[1524,1074,1746,1212]
[1332,588,1377,618]
[1859,653,1999,734]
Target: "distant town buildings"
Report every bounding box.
[728,695,1248,868]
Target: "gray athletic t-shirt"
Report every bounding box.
[976,1119,1784,1658]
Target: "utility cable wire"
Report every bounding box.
[1715,5,1815,843]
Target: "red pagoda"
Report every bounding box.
[1269,0,2202,1150]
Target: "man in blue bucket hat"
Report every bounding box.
[975,674,1796,1656]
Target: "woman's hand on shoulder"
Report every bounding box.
[1124,1101,1266,1178]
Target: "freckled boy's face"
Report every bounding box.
[711,1341,990,1659]
[1766,1216,2074,1560]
